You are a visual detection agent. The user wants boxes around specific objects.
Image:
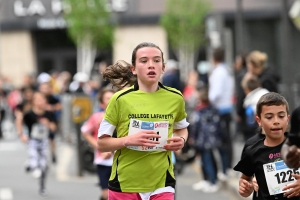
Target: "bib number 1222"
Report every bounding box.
[274,169,299,184]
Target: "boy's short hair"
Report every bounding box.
[213,48,224,63]
[256,92,289,117]
[241,75,260,91]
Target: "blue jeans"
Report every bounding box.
[201,149,217,184]
[201,147,228,184]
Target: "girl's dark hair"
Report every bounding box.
[256,92,289,118]
[102,60,136,89]
[97,88,115,103]
[102,42,164,89]
[131,42,164,66]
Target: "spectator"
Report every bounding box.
[246,51,280,93]
[208,48,234,172]
[162,59,184,92]
[241,73,269,140]
[191,87,225,193]
[233,53,248,141]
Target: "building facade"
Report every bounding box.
[1,0,300,109]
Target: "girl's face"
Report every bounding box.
[256,105,290,141]
[100,91,114,110]
[33,93,47,109]
[131,47,165,86]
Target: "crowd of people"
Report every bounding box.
[1,42,300,200]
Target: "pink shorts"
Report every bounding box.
[108,190,174,200]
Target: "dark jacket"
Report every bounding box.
[258,66,280,93]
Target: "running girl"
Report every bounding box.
[97,42,189,200]
[16,92,57,196]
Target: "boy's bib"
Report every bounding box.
[263,160,300,195]
[127,119,169,151]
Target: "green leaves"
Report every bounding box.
[63,0,114,48]
[160,0,211,52]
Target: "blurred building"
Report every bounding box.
[0,0,300,99]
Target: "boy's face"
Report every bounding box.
[256,105,290,140]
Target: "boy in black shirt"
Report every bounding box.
[234,92,300,200]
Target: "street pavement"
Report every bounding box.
[0,120,248,200]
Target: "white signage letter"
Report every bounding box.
[27,0,46,16]
[52,0,63,15]
[14,0,27,17]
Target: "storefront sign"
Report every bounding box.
[13,0,128,17]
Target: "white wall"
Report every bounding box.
[0,31,36,87]
[113,25,168,64]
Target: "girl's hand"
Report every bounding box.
[123,130,160,147]
[101,152,113,159]
[283,174,300,198]
[239,179,254,197]
[20,134,28,143]
[163,137,184,151]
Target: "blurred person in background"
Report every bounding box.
[246,51,280,93]
[22,73,38,91]
[0,79,8,139]
[241,73,269,141]
[39,81,61,163]
[49,70,61,95]
[56,71,72,94]
[81,88,115,200]
[208,48,234,176]
[191,87,226,193]
[16,92,57,196]
[234,53,248,141]
[14,86,35,118]
[162,59,184,92]
[98,61,111,89]
[69,72,90,94]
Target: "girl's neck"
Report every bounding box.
[32,107,45,115]
[264,136,285,147]
[137,81,159,93]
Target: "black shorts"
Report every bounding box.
[48,131,55,140]
[97,165,112,189]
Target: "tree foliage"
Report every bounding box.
[63,0,114,48]
[160,0,211,53]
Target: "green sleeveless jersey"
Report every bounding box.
[104,82,188,192]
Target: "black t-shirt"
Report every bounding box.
[234,134,300,200]
[46,95,59,105]
[241,132,266,158]
[23,110,56,139]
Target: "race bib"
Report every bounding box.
[263,160,300,195]
[31,123,49,140]
[127,119,169,151]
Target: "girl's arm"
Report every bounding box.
[238,173,254,197]
[15,110,27,143]
[164,128,188,151]
[82,133,98,149]
[97,130,161,152]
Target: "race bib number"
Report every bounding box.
[263,160,300,195]
[31,123,49,140]
[127,119,169,151]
